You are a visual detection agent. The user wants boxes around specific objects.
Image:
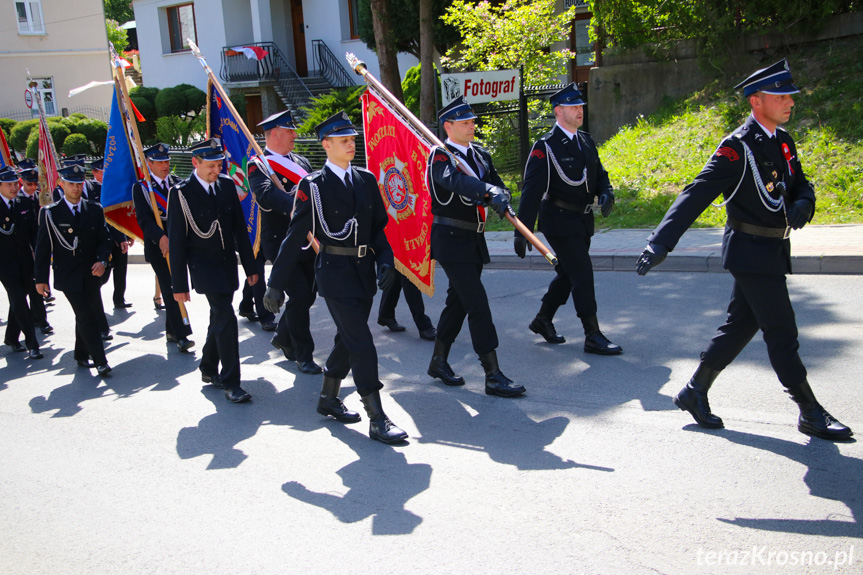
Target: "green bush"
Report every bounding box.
[75,120,109,155]
[155,115,205,146]
[25,129,39,159]
[0,118,17,143]
[155,87,188,118]
[63,133,92,156]
[183,87,206,115]
[47,123,71,151]
[10,119,39,152]
[298,86,366,134]
[401,63,441,119]
[68,113,89,121]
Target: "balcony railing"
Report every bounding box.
[311,39,357,89]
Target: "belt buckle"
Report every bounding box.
[783,226,791,240]
[357,245,367,258]
[477,221,485,233]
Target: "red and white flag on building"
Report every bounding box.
[362,89,435,295]
[227,46,269,61]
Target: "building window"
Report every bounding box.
[348,0,360,40]
[167,3,196,53]
[16,1,45,34]
[30,77,56,117]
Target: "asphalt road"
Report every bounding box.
[1,266,861,574]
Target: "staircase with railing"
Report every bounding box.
[310,39,357,89]
[220,42,314,117]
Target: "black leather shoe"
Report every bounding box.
[201,372,226,389]
[225,386,251,403]
[270,337,296,361]
[296,360,323,374]
[419,327,437,341]
[261,320,277,332]
[377,318,406,332]
[798,407,853,441]
[153,297,165,310]
[166,333,178,343]
[317,397,361,422]
[101,332,114,341]
[584,331,622,355]
[77,359,96,368]
[529,316,565,344]
[177,338,195,353]
[96,364,112,377]
[28,348,43,360]
[479,351,525,398]
[428,340,465,386]
[114,301,132,309]
[673,381,724,429]
[6,341,26,352]
[239,309,259,322]
[39,324,54,335]
[360,391,408,444]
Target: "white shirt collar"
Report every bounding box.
[194,171,215,192]
[150,172,166,187]
[265,146,290,158]
[752,114,777,138]
[445,139,474,157]
[3,197,12,210]
[325,160,352,184]
[64,197,82,212]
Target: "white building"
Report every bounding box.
[0,0,112,121]
[132,0,418,130]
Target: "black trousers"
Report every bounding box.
[109,243,128,306]
[378,274,433,330]
[436,261,498,355]
[27,278,47,326]
[323,296,383,397]
[540,233,597,320]
[200,292,241,387]
[272,258,317,362]
[2,274,39,350]
[240,251,274,323]
[151,255,192,340]
[701,271,806,387]
[64,287,107,365]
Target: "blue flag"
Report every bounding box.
[102,86,143,241]
[206,80,261,255]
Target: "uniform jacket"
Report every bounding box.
[54,180,127,245]
[166,173,256,295]
[649,115,815,275]
[428,143,504,265]
[268,165,392,300]
[0,195,38,278]
[133,174,180,263]
[34,199,111,292]
[517,125,613,239]
[247,150,314,262]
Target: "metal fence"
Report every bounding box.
[1,105,111,123]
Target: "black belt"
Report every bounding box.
[433,215,484,233]
[727,217,790,239]
[319,244,369,257]
[543,196,593,214]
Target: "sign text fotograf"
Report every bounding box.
[440,69,520,106]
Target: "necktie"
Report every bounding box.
[208,184,217,208]
[73,204,80,224]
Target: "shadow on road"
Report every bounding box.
[282,424,431,535]
[706,429,861,538]
[393,389,614,473]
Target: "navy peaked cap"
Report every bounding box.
[550,83,585,107]
[259,110,298,132]
[189,138,225,161]
[315,111,357,140]
[438,96,476,122]
[735,59,800,97]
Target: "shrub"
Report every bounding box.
[76,120,109,155]
[401,63,441,120]
[47,123,71,151]
[155,87,188,118]
[298,86,366,134]
[25,129,39,159]
[1,118,18,142]
[11,119,39,151]
[63,133,92,156]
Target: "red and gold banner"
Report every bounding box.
[362,89,435,295]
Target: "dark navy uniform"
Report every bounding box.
[638,59,851,440]
[16,183,49,332]
[268,163,392,396]
[1,188,41,355]
[133,172,192,343]
[248,149,318,365]
[35,195,112,367]
[428,141,502,355]
[516,83,621,354]
[167,168,256,390]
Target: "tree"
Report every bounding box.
[358,0,459,59]
[103,0,134,24]
[441,0,576,85]
[106,18,129,53]
[368,0,405,101]
[418,0,436,124]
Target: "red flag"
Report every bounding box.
[0,127,11,168]
[37,117,59,195]
[362,90,435,295]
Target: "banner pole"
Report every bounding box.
[345,54,557,267]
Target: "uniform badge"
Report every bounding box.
[766,182,774,192]
[715,147,739,161]
[772,171,778,179]
[378,154,418,222]
[68,228,74,233]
